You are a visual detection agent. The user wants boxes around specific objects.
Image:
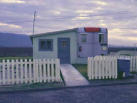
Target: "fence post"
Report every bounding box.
[56,59,60,82]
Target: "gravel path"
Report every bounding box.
[0,84,137,103]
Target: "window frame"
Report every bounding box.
[39,39,53,51]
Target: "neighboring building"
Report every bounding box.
[108,47,137,56]
[0,33,33,57]
[31,27,108,64]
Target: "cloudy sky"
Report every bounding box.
[0,0,137,46]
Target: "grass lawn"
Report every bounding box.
[73,64,88,79]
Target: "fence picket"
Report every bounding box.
[88,58,91,80]
[15,59,19,84]
[24,59,28,83]
[91,58,94,79]
[28,59,32,83]
[39,59,43,83]
[98,57,101,79]
[7,60,10,84]
[51,59,55,82]
[33,59,37,83]
[2,60,6,85]
[47,59,50,82]
[20,59,24,84]
[56,59,60,81]
[43,59,47,82]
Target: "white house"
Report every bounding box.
[30,27,108,64]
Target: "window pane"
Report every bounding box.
[40,41,46,49]
[46,40,52,49]
[81,34,87,43]
[62,41,67,47]
[99,34,104,43]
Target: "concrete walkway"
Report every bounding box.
[60,64,89,86]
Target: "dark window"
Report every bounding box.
[99,34,104,43]
[39,39,53,51]
[81,34,87,43]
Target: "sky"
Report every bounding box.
[0,0,137,46]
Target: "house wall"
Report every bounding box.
[33,31,78,64]
[32,28,108,64]
[77,28,108,58]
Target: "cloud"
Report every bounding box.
[0,0,137,46]
[0,22,22,29]
[0,0,25,3]
[90,1,108,6]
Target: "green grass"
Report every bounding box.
[73,64,88,79]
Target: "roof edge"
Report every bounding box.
[30,28,78,38]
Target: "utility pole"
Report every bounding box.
[33,11,37,35]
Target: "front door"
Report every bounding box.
[58,38,70,64]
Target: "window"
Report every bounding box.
[39,39,53,51]
[81,34,87,43]
[62,41,67,47]
[99,34,104,43]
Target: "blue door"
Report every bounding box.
[58,38,70,64]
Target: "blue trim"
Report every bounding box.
[39,39,53,51]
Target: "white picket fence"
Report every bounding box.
[0,59,61,85]
[88,56,118,80]
[88,56,137,80]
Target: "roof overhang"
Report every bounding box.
[30,28,78,38]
